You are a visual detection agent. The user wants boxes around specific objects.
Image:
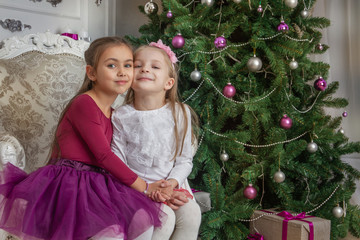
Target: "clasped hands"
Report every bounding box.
[147,179,189,210]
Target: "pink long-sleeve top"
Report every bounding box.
[53,94,138,186]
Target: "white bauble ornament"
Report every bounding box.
[285,0,298,8]
[247,55,262,72]
[332,206,344,218]
[220,150,229,161]
[144,1,158,15]
[190,69,202,82]
[339,128,345,134]
[307,141,318,153]
[201,0,215,7]
[289,58,299,70]
[301,9,310,18]
[274,170,286,183]
[233,0,242,3]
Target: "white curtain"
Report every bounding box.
[312,0,360,205]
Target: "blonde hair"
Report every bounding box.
[125,45,199,160]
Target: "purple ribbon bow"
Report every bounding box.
[247,233,265,240]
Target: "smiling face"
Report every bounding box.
[132,47,174,97]
[86,44,133,95]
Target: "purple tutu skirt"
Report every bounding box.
[0,160,166,240]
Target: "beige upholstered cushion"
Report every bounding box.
[0,51,85,172]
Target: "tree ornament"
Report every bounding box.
[214,36,227,49]
[233,0,242,3]
[342,111,348,117]
[339,128,345,134]
[301,9,310,18]
[285,0,298,8]
[190,69,202,82]
[332,205,344,218]
[166,10,173,18]
[314,76,327,91]
[279,114,292,130]
[257,4,263,13]
[201,0,215,7]
[247,55,262,72]
[220,150,229,161]
[144,0,158,15]
[274,170,286,183]
[307,141,318,153]
[289,58,298,70]
[277,20,289,32]
[223,83,236,98]
[172,33,185,48]
[243,184,257,199]
[317,43,324,51]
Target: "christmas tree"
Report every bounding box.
[126,0,360,239]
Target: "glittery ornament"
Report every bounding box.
[274,170,286,183]
[301,9,309,18]
[317,43,324,51]
[332,206,344,218]
[233,0,242,3]
[214,36,227,49]
[247,55,262,72]
[223,83,236,98]
[243,184,257,199]
[280,114,292,130]
[257,4,263,12]
[285,0,298,8]
[172,33,185,48]
[201,0,214,7]
[314,77,327,91]
[307,141,318,153]
[289,58,298,70]
[190,69,202,82]
[342,111,348,117]
[166,10,173,18]
[144,1,158,15]
[277,20,289,32]
[220,150,229,161]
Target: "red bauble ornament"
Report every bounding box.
[280,114,292,129]
[223,83,236,98]
[314,77,327,91]
[214,36,227,49]
[243,184,257,199]
[172,33,185,48]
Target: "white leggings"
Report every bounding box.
[152,199,202,240]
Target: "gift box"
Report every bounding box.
[249,209,330,240]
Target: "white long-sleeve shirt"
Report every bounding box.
[111,103,193,188]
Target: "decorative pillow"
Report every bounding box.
[0,51,86,172]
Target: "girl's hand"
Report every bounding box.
[166,191,189,210]
[147,180,172,199]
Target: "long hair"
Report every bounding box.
[47,37,133,164]
[125,45,199,161]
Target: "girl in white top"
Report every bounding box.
[111,40,201,240]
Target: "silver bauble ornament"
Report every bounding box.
[144,1,159,15]
[220,150,229,161]
[300,9,310,18]
[332,206,344,218]
[233,0,242,3]
[289,58,298,70]
[201,0,215,7]
[307,141,318,153]
[247,55,262,72]
[339,128,345,134]
[274,170,286,183]
[190,70,202,82]
[285,0,298,8]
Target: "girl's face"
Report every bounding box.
[132,47,174,96]
[86,45,133,95]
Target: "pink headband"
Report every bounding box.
[149,40,178,64]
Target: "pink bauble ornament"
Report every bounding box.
[314,77,327,91]
[243,184,257,199]
[342,111,348,117]
[317,43,324,51]
[280,114,292,129]
[214,36,227,49]
[223,83,236,98]
[166,10,173,18]
[257,4,263,12]
[277,20,289,32]
[172,34,185,48]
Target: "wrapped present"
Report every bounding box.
[249,209,330,240]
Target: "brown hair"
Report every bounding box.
[48,36,133,163]
[125,45,199,161]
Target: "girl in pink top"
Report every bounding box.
[0,37,169,240]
